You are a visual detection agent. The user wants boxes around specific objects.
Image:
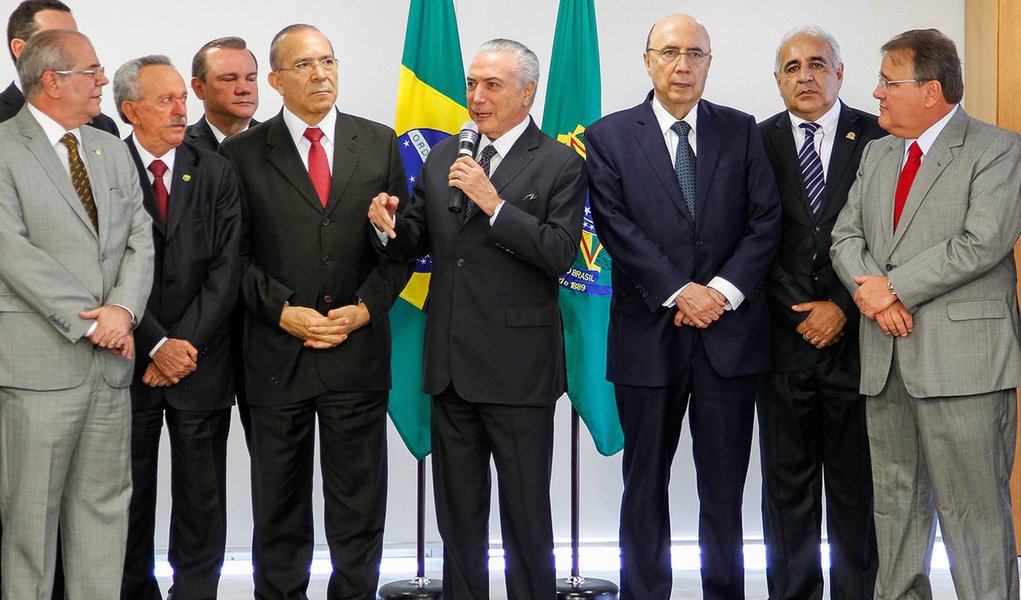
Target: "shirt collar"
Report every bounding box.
[908,104,959,157]
[134,139,176,175]
[26,102,83,148]
[282,105,337,148]
[651,95,698,138]
[479,114,532,159]
[789,99,842,136]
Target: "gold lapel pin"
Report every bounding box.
[846,132,856,141]
[182,174,191,182]
[94,148,102,155]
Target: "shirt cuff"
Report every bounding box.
[374,225,389,246]
[663,284,687,308]
[489,200,505,226]
[707,276,744,310]
[149,336,169,358]
[84,321,97,337]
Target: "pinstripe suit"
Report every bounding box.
[120,136,241,599]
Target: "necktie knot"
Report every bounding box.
[148,159,167,178]
[670,121,691,138]
[477,144,497,176]
[59,132,79,154]
[304,127,324,143]
[800,121,821,135]
[908,141,922,160]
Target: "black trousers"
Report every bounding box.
[249,390,388,600]
[121,403,231,600]
[431,385,556,600]
[759,354,877,600]
[617,340,757,600]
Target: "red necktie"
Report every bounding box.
[304,127,330,207]
[893,141,922,230]
[149,159,169,224]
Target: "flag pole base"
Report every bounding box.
[377,577,443,599]
[556,576,619,599]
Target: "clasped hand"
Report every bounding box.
[673,283,726,328]
[792,301,845,348]
[852,275,912,337]
[80,304,134,359]
[279,303,370,349]
[143,338,198,387]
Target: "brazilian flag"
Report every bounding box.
[541,0,623,456]
[389,0,469,460]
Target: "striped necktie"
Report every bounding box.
[59,133,98,230]
[798,122,825,215]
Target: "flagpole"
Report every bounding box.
[556,408,618,599]
[376,458,442,599]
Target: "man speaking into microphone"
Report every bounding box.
[368,38,586,600]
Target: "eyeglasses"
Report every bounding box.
[52,66,105,81]
[646,47,711,65]
[877,75,927,91]
[276,57,338,74]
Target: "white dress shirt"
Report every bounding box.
[788,99,842,181]
[281,105,337,172]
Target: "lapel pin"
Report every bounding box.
[182,174,191,182]
[94,148,102,155]
[846,132,856,141]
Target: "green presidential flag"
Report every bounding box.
[389,0,469,460]
[541,0,623,456]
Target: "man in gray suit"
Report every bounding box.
[0,29,153,598]
[831,28,1021,600]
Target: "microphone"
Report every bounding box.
[448,121,479,213]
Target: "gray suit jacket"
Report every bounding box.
[831,108,1021,398]
[0,106,154,391]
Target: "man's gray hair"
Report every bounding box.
[113,54,173,123]
[478,38,539,103]
[774,25,843,75]
[16,28,81,99]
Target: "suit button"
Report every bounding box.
[885,263,894,272]
[323,294,334,304]
[695,240,704,247]
[456,258,465,267]
[813,227,821,235]
[322,255,331,265]
[812,273,819,281]
[322,217,331,226]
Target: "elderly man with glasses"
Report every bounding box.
[218,23,408,599]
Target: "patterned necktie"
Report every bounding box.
[670,121,697,220]
[148,159,169,224]
[893,141,922,230]
[304,127,330,207]
[59,133,97,231]
[465,144,497,220]
[799,122,826,215]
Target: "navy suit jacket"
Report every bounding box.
[586,94,781,385]
[126,137,242,410]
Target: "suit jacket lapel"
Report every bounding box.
[462,120,538,228]
[126,135,164,236]
[16,109,98,239]
[326,111,359,216]
[165,143,197,241]
[769,113,815,225]
[890,110,963,250]
[821,104,860,221]
[265,112,323,212]
[694,102,722,234]
[634,101,692,224]
[875,139,901,254]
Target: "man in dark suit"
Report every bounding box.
[757,26,884,600]
[585,14,780,600]
[186,35,259,449]
[112,55,241,600]
[368,38,587,600]
[219,24,408,599]
[2,0,119,134]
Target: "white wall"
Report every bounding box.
[0,0,965,553]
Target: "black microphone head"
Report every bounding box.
[457,121,479,157]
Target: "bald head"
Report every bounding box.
[646,14,709,52]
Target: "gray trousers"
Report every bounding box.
[869,358,1018,600]
[0,360,131,600]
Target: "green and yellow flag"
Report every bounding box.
[389,0,469,460]
[541,0,623,456]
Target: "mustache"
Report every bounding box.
[165,117,188,127]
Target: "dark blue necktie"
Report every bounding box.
[670,121,697,220]
[464,144,497,221]
[798,122,825,215]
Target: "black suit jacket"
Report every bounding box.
[0,81,120,134]
[185,114,260,152]
[759,102,886,373]
[219,110,409,405]
[586,95,781,386]
[127,137,242,410]
[378,119,587,407]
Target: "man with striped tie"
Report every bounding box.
[757,26,885,600]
